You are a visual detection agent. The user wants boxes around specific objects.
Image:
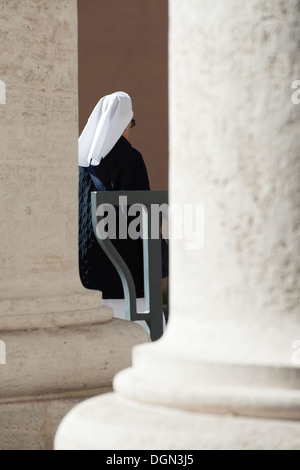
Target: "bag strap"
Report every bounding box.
[87,163,112,192]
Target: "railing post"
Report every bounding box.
[91,191,168,341]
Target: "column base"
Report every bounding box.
[112,319,300,421]
[54,392,300,450]
[0,294,150,450]
[0,388,111,450]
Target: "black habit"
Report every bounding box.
[78,136,150,299]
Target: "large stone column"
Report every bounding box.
[0,0,148,450]
[55,0,300,450]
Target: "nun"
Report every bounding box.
[78,91,166,333]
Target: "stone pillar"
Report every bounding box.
[0,0,149,450]
[55,0,300,450]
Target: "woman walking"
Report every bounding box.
[78,91,166,333]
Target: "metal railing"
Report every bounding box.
[91,191,168,341]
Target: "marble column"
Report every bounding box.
[0,0,149,450]
[55,0,300,450]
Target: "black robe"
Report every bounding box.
[78,136,150,299]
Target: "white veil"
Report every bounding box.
[78,91,133,167]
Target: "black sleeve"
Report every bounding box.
[116,149,151,191]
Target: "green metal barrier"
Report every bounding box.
[91,191,168,341]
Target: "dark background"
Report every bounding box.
[78,0,169,190]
